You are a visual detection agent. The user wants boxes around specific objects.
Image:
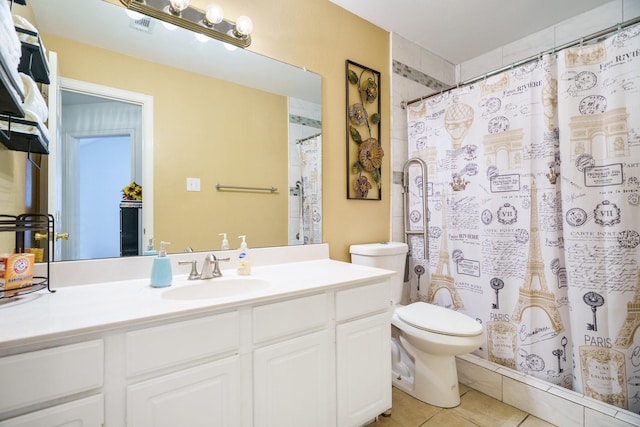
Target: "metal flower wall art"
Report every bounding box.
[346,60,382,200]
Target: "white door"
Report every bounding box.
[127,357,242,427]
[336,311,392,427]
[45,51,63,261]
[253,330,331,427]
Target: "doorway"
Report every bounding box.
[54,81,153,261]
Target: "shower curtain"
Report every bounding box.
[405,22,640,411]
[297,134,322,244]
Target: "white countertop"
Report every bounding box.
[0,255,393,350]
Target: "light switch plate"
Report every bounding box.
[186,177,201,191]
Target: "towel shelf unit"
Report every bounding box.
[0,21,50,156]
[0,213,55,300]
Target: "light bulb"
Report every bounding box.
[234,15,253,37]
[168,0,189,14]
[204,4,223,26]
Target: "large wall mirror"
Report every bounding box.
[23,0,322,261]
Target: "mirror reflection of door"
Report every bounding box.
[59,89,142,261]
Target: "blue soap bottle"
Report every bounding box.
[144,238,158,255]
[150,241,172,288]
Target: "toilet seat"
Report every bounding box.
[396,302,482,337]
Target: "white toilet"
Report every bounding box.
[350,242,484,408]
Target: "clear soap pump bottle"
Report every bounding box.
[150,241,172,288]
[237,235,251,276]
[219,233,230,250]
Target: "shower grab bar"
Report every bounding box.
[402,157,429,260]
[215,183,278,193]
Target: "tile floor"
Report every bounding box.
[367,385,557,427]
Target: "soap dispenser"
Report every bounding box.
[237,235,251,276]
[144,238,157,255]
[219,233,230,250]
[150,241,172,288]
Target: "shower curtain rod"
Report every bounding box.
[297,132,322,143]
[405,15,640,107]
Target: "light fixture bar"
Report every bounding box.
[119,0,252,48]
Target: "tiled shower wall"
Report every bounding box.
[457,0,640,82]
[390,35,456,243]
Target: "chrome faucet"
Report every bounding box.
[179,253,230,280]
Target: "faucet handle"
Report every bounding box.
[178,260,200,279]
[211,257,231,277]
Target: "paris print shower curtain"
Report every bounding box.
[297,135,322,244]
[405,23,640,411]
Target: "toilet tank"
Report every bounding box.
[350,242,408,304]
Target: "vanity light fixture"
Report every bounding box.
[120,0,253,48]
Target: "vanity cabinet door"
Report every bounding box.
[253,330,331,427]
[336,311,392,427]
[127,356,242,427]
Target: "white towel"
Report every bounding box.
[12,14,43,51]
[0,2,24,95]
[19,72,47,123]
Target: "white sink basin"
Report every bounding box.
[162,277,271,300]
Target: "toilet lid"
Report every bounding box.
[396,302,483,337]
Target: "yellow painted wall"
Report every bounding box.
[44,35,289,251]
[0,149,29,252]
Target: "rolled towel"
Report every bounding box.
[12,15,47,69]
[0,28,21,70]
[19,72,47,123]
[0,9,22,71]
[12,14,41,48]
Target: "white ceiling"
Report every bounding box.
[329,0,615,64]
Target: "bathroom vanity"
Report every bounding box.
[0,244,393,427]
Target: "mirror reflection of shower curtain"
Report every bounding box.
[405,22,640,412]
[297,135,322,244]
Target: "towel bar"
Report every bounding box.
[215,183,278,193]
